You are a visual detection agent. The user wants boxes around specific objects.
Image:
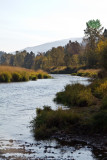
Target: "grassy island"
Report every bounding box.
[0,66,51,83]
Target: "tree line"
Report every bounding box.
[0,19,107,72]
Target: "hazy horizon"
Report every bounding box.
[10,37,83,54]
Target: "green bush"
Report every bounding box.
[37,73,43,79]
[43,74,48,79]
[12,72,22,82]
[34,124,57,139]
[0,72,12,82]
[54,83,95,107]
[77,89,96,107]
[101,95,107,110]
[94,81,107,98]
[77,72,83,76]
[92,110,107,133]
[29,75,37,81]
[90,79,107,98]
[71,73,77,76]
[43,74,50,79]
[21,72,29,81]
[32,106,80,139]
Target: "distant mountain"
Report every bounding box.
[12,37,83,55]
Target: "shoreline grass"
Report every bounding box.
[31,104,107,139]
[71,69,100,78]
[54,83,96,107]
[0,66,51,83]
[32,78,107,139]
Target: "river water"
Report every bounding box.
[0,74,104,160]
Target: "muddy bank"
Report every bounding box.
[52,132,107,149]
[52,132,107,159]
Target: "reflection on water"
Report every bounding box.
[0,74,101,159]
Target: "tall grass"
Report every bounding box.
[54,83,96,107]
[54,77,107,108]
[32,104,107,139]
[32,106,81,139]
[0,66,51,82]
[71,69,100,78]
[0,72,12,82]
[89,79,107,99]
[92,110,107,133]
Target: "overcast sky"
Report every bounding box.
[0,0,107,52]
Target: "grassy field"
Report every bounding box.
[0,66,51,82]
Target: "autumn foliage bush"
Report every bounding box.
[0,66,51,82]
[54,83,95,107]
[0,72,12,82]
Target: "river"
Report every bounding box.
[0,74,104,160]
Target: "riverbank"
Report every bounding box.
[49,66,82,74]
[49,66,100,78]
[0,132,106,160]
[52,132,107,160]
[71,69,100,78]
[0,66,51,82]
[32,104,107,138]
[31,106,107,159]
[32,76,107,157]
[52,131,107,151]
